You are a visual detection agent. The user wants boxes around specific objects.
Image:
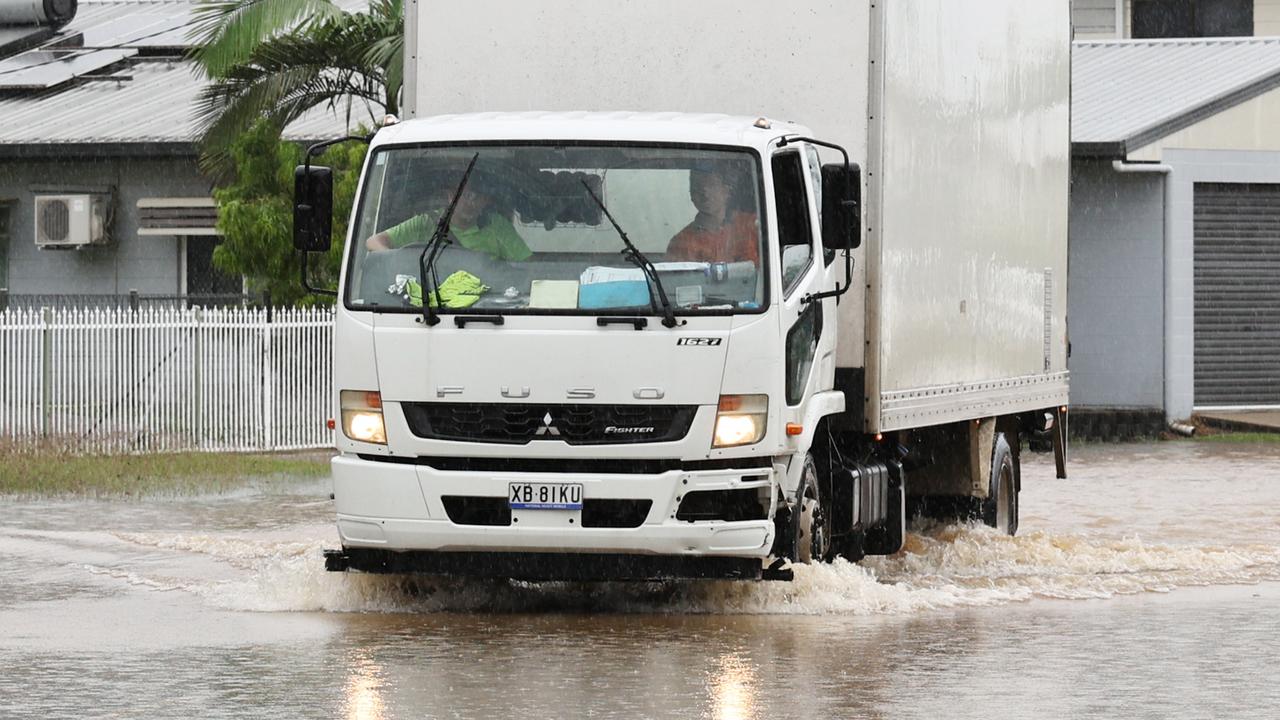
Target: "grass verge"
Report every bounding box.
[1195,431,1280,444]
[0,449,332,498]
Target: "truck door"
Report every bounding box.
[771,146,837,426]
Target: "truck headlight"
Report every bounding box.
[713,394,767,447]
[341,390,386,444]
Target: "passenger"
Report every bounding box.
[365,180,532,261]
[665,169,760,265]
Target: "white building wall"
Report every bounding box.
[1258,0,1280,35]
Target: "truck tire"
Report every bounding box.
[981,432,1019,536]
[910,433,1019,535]
[794,453,831,563]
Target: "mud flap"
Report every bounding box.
[770,501,796,561]
[1052,406,1068,479]
[324,548,352,572]
[830,464,865,561]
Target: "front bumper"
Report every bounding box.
[324,548,770,581]
[331,454,778,560]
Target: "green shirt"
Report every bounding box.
[383,211,532,261]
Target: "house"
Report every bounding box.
[0,0,359,305]
[1073,0,1280,40]
[1069,1,1280,425]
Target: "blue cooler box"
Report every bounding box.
[578,280,651,309]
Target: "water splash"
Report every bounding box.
[114,522,1280,616]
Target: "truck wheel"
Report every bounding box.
[982,432,1019,536]
[794,454,831,563]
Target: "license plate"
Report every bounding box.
[508,482,583,510]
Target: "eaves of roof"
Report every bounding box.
[1072,37,1280,157]
[0,60,368,157]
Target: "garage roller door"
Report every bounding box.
[1193,183,1280,407]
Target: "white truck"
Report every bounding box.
[296,0,1071,581]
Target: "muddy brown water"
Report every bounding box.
[2,440,1279,719]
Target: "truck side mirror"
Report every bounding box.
[821,163,861,250]
[293,165,333,252]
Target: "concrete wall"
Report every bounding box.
[1068,158,1166,409]
[0,156,210,295]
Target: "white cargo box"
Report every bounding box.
[409,0,1070,432]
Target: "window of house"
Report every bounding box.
[1132,0,1252,38]
[184,236,242,297]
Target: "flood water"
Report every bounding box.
[3,440,1279,719]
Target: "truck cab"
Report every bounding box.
[319,113,859,580]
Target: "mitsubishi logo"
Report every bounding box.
[534,412,561,437]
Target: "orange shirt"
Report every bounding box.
[666,211,760,264]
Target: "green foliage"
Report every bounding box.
[191,0,402,177]
[189,0,343,78]
[191,0,399,300]
[1197,432,1280,443]
[211,120,367,305]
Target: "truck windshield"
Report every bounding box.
[346,144,765,314]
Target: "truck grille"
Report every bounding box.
[401,403,698,445]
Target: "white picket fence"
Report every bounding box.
[0,306,334,454]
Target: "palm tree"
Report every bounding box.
[190,0,402,173]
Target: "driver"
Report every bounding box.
[665,167,759,265]
[365,178,532,261]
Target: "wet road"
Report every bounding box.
[2,440,1279,719]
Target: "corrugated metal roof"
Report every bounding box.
[1073,37,1280,154]
[0,0,377,150]
[0,59,369,147]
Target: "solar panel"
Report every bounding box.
[0,48,138,90]
[0,26,54,56]
[76,10,194,49]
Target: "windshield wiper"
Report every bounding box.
[419,153,480,326]
[579,180,681,328]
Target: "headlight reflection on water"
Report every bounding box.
[343,650,387,720]
[708,653,760,720]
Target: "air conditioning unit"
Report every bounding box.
[34,194,110,249]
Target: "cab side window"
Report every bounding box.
[772,151,813,296]
[805,145,823,224]
[805,145,835,266]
